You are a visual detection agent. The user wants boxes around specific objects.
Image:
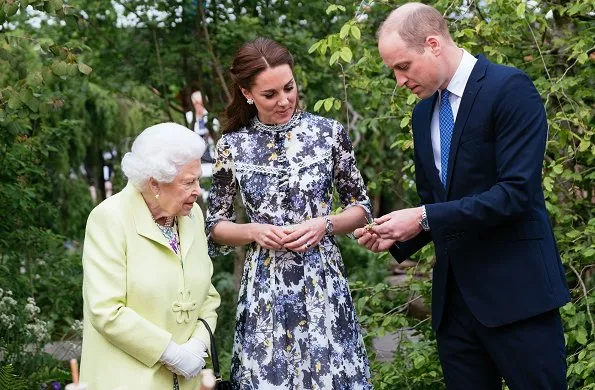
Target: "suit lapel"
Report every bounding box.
[126,184,171,250]
[177,211,195,259]
[445,56,488,194]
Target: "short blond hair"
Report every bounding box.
[378,3,452,51]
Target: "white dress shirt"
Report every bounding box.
[430,49,478,177]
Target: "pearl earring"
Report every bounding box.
[246,98,254,105]
[155,193,160,200]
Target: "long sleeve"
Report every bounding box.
[82,206,171,367]
[332,122,372,218]
[206,136,237,256]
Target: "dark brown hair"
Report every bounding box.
[223,37,298,133]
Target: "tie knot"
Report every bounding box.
[441,89,451,101]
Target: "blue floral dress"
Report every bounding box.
[206,112,373,389]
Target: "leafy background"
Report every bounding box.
[0,0,593,388]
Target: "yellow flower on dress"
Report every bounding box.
[315,361,321,373]
[269,152,278,161]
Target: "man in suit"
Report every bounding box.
[355,3,570,389]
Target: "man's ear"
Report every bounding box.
[426,35,441,56]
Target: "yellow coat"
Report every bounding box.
[80,184,220,390]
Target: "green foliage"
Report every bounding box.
[0,365,27,390]
[0,0,592,388]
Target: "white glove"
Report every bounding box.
[182,337,209,359]
[160,338,207,379]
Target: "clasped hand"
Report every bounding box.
[252,218,326,253]
[160,338,207,379]
[353,208,423,253]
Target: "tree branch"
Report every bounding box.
[197,1,231,102]
[570,263,595,336]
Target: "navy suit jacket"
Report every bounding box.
[390,55,570,330]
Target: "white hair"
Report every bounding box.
[121,122,206,191]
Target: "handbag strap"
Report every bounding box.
[197,318,222,381]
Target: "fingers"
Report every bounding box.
[284,235,316,252]
[370,222,395,238]
[357,231,378,250]
[373,214,391,224]
[353,227,365,239]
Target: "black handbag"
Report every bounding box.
[172,319,232,390]
[198,318,233,390]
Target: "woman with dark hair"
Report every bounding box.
[206,37,372,389]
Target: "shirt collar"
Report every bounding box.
[445,49,477,98]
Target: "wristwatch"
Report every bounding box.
[324,216,334,235]
[420,206,430,231]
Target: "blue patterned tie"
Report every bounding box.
[439,89,454,187]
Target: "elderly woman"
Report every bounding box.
[80,123,220,390]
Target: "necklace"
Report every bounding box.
[154,217,181,256]
[251,111,301,133]
[153,215,175,227]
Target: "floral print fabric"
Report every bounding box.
[206,112,372,389]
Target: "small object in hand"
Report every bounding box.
[364,221,377,231]
[305,242,311,249]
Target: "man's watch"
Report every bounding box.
[420,206,430,231]
[324,216,334,235]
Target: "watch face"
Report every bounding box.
[325,218,334,234]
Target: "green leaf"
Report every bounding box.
[324,98,333,112]
[575,328,588,345]
[78,62,93,75]
[577,52,588,64]
[333,99,341,110]
[51,61,70,76]
[308,41,321,54]
[329,51,340,65]
[4,3,19,18]
[51,0,64,11]
[516,3,526,18]
[400,117,410,129]
[26,72,44,87]
[543,176,553,192]
[44,0,56,14]
[340,23,350,39]
[313,99,324,112]
[406,94,417,105]
[7,94,22,110]
[340,47,352,63]
[565,230,580,239]
[350,25,361,40]
[325,5,337,15]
